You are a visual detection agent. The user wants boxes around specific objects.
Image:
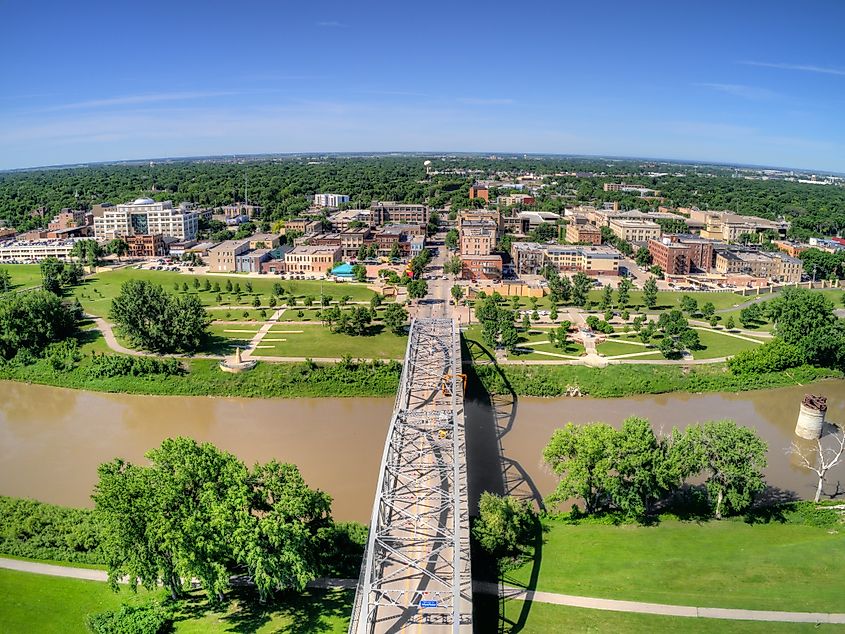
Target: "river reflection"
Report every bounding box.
[0,380,843,521]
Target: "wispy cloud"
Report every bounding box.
[693,82,779,100]
[740,61,845,77]
[43,91,238,111]
[457,97,514,106]
[317,20,347,28]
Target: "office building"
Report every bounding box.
[207,239,251,272]
[313,193,350,208]
[283,245,341,274]
[94,198,198,241]
[469,186,489,201]
[459,220,497,256]
[126,234,167,258]
[565,223,602,245]
[370,201,429,226]
[608,218,661,243]
[461,254,503,281]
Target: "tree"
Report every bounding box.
[548,320,572,350]
[109,280,210,353]
[600,285,613,310]
[357,244,368,261]
[642,276,658,309]
[0,290,80,360]
[543,423,618,514]
[71,239,103,271]
[352,263,366,282]
[382,302,408,335]
[472,493,536,564]
[40,257,82,295]
[0,269,11,293]
[225,279,233,293]
[500,321,519,353]
[767,288,845,370]
[320,306,341,328]
[445,229,458,250]
[450,284,464,303]
[682,421,768,519]
[107,238,129,262]
[788,425,845,503]
[725,315,735,330]
[369,293,383,310]
[407,279,428,300]
[680,295,698,315]
[617,277,632,308]
[252,296,261,308]
[634,246,652,267]
[701,302,716,319]
[549,304,558,322]
[443,256,462,276]
[389,243,401,261]
[571,272,591,307]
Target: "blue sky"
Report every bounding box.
[2,0,844,172]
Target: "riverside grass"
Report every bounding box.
[0,352,838,400]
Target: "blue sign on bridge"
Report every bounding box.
[419,600,439,608]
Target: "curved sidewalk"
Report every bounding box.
[3,558,844,624]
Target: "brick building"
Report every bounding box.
[127,234,167,257]
[461,254,503,281]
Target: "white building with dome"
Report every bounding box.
[94,198,198,241]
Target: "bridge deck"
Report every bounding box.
[349,318,473,633]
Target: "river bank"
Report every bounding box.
[0,351,839,400]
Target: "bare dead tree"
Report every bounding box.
[788,425,845,503]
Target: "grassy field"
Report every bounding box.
[0,264,43,290]
[70,268,378,317]
[692,328,765,359]
[498,600,843,633]
[596,336,656,357]
[0,569,352,633]
[257,324,407,359]
[505,519,845,613]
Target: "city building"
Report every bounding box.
[207,239,251,272]
[313,193,350,208]
[458,209,502,231]
[691,209,788,241]
[126,234,167,258]
[459,220,497,256]
[461,254,503,281]
[772,240,810,258]
[283,245,341,274]
[565,223,602,245]
[218,203,261,226]
[247,233,281,249]
[0,238,89,262]
[498,194,535,207]
[648,236,714,275]
[714,250,802,282]
[517,210,560,230]
[608,218,661,243]
[94,198,198,241]
[327,208,374,231]
[236,249,273,273]
[510,242,620,276]
[370,201,429,226]
[46,225,93,239]
[410,235,426,257]
[468,185,489,202]
[603,183,661,197]
[48,208,87,231]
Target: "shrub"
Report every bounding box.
[87,603,171,634]
[88,354,185,379]
[728,339,804,375]
[472,493,536,568]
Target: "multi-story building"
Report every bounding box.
[126,234,167,258]
[714,250,802,282]
[510,242,619,276]
[340,228,373,259]
[498,194,535,207]
[565,223,602,245]
[94,198,198,241]
[0,238,89,262]
[410,235,426,258]
[461,254,503,281]
[469,186,489,202]
[370,202,429,226]
[648,236,714,275]
[207,239,251,272]
[772,240,809,258]
[236,249,273,273]
[691,209,788,241]
[327,208,374,231]
[608,218,661,243]
[603,183,661,197]
[48,208,87,231]
[283,245,341,274]
[459,220,497,256]
[313,193,350,208]
[458,209,502,231]
[248,233,281,249]
[219,203,261,225]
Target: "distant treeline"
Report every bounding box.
[2,156,843,238]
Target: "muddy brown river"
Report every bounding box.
[0,380,843,522]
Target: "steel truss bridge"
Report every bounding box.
[349,318,473,633]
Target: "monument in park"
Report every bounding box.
[219,346,257,373]
[794,394,827,439]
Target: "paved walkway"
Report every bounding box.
[89,316,222,360]
[3,558,843,624]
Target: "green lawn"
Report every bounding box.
[499,600,842,633]
[256,324,407,359]
[70,269,378,317]
[0,569,352,633]
[596,336,657,358]
[512,329,585,360]
[505,519,845,612]
[0,264,43,290]
[692,328,765,360]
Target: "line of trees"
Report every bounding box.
[543,417,768,520]
[109,280,210,353]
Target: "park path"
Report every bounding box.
[89,316,222,360]
[2,558,843,624]
[242,308,285,360]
